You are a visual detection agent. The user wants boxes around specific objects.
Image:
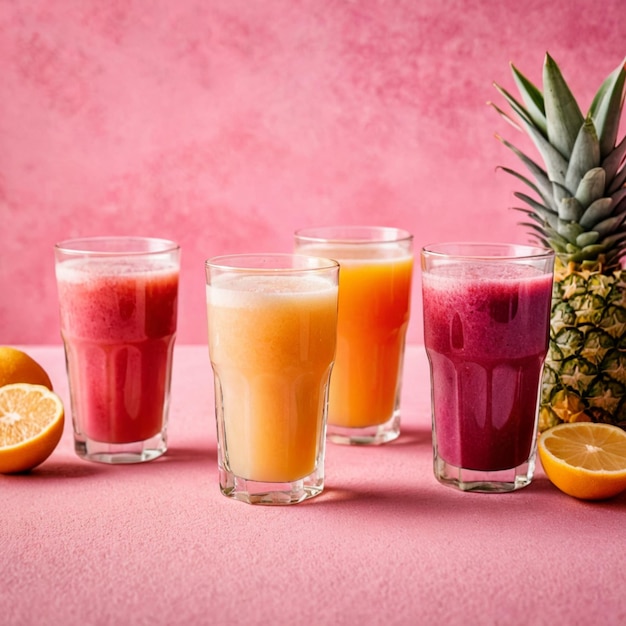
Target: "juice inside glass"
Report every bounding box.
[295,226,413,445]
[55,237,180,464]
[206,254,339,505]
[421,242,554,493]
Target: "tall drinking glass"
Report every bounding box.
[55,236,180,464]
[206,254,339,505]
[421,242,554,492]
[294,226,413,445]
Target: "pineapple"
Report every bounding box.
[492,53,626,430]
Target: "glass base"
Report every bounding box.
[219,464,324,505]
[74,431,167,464]
[434,455,536,493]
[326,412,400,446]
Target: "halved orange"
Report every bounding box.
[0,383,65,474]
[538,423,626,500]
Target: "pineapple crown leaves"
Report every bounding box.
[491,53,626,270]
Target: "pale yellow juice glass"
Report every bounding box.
[295,226,414,445]
[205,254,339,505]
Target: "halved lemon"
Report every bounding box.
[0,383,65,474]
[538,422,626,500]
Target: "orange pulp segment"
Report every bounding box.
[0,383,64,474]
[538,422,626,500]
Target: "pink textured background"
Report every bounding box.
[1,0,624,345]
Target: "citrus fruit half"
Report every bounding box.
[0,346,53,390]
[0,383,65,474]
[538,422,626,500]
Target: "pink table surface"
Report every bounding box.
[3,345,626,626]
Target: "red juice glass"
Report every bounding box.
[55,237,180,464]
[421,243,554,493]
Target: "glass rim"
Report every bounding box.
[421,241,555,262]
[294,225,413,245]
[205,252,340,273]
[54,236,180,256]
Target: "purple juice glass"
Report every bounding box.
[421,243,554,493]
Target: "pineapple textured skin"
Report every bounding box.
[541,259,626,430]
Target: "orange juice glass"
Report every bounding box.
[295,226,413,445]
[206,254,339,505]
